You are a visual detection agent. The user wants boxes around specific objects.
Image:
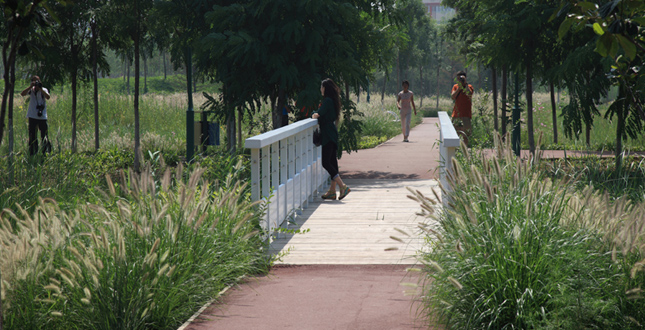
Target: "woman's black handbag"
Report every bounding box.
[313,128,322,146]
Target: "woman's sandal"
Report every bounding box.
[321,190,337,200]
[338,185,351,200]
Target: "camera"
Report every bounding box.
[37,104,44,117]
[34,81,43,89]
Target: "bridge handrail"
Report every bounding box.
[438,112,460,206]
[245,118,329,236]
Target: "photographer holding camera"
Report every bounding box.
[450,70,474,146]
[21,75,51,155]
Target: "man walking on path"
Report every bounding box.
[397,80,417,142]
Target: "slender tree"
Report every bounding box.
[0,0,49,149]
[109,0,154,170]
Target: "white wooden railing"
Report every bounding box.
[245,119,329,236]
[438,112,460,206]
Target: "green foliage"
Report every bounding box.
[337,98,364,158]
[413,137,645,329]
[556,0,645,167]
[198,0,404,130]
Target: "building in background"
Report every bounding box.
[422,1,455,21]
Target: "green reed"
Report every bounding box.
[0,164,269,330]
[410,135,645,329]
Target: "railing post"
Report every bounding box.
[244,119,329,238]
[438,112,460,207]
[250,148,260,205]
[280,139,288,224]
[270,142,280,224]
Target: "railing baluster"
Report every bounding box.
[244,119,329,238]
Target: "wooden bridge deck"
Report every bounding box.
[269,178,440,265]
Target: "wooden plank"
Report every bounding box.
[271,179,439,265]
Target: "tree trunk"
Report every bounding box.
[274,88,285,129]
[550,81,558,144]
[396,50,400,89]
[127,57,131,95]
[586,121,591,146]
[526,61,535,155]
[237,106,243,150]
[419,65,423,108]
[381,70,388,103]
[492,67,498,131]
[0,30,20,148]
[435,55,440,110]
[72,71,78,153]
[615,84,625,169]
[8,57,15,184]
[193,66,197,93]
[92,20,100,151]
[227,106,236,153]
[144,55,148,94]
[501,65,508,138]
[163,51,167,80]
[133,30,141,171]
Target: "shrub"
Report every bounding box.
[0,165,269,330]
[411,136,645,329]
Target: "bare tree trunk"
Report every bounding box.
[435,57,440,110]
[396,50,400,88]
[550,81,558,144]
[501,65,508,138]
[127,57,131,95]
[492,67,498,131]
[381,70,388,103]
[228,107,236,153]
[72,70,78,153]
[526,61,535,155]
[419,65,423,108]
[163,51,167,80]
[8,58,15,184]
[193,65,197,93]
[144,55,148,94]
[615,85,625,169]
[92,19,100,151]
[237,107,243,150]
[133,28,141,171]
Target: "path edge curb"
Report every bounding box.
[176,275,246,330]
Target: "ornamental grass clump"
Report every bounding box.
[411,134,645,329]
[0,163,267,330]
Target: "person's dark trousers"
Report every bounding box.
[28,117,50,155]
[321,142,339,179]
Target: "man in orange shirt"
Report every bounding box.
[451,71,474,146]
